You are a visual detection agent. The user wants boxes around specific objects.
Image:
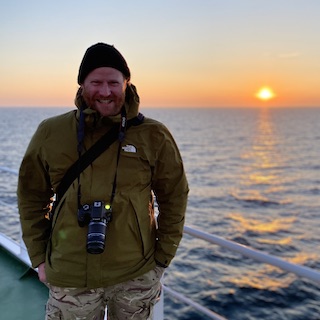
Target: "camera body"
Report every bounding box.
[78,201,112,254]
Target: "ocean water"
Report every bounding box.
[0,106,320,319]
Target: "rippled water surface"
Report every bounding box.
[0,106,319,319]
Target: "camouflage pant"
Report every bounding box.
[45,266,164,320]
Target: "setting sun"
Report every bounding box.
[255,87,276,101]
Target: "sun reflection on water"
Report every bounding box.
[223,268,297,291]
[232,108,291,209]
[222,250,318,291]
[225,108,305,290]
[229,212,296,234]
[258,237,292,246]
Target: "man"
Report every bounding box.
[17,43,189,319]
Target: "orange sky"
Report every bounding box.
[1,1,320,108]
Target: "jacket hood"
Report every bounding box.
[74,83,140,124]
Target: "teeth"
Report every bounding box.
[99,99,111,103]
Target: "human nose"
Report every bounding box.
[99,83,111,96]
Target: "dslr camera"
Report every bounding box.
[78,201,112,254]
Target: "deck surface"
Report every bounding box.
[0,245,48,320]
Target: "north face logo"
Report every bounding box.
[122,144,137,153]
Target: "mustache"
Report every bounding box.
[96,93,114,99]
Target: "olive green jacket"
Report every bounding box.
[17,85,189,288]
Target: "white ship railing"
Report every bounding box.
[1,166,320,320]
[183,226,320,284]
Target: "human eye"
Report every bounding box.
[109,80,120,87]
[91,80,102,86]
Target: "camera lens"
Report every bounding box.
[86,220,107,254]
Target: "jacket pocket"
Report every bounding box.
[128,188,156,258]
[117,151,152,190]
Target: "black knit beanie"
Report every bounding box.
[78,43,131,84]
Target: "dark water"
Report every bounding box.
[0,106,320,319]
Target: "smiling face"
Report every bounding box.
[81,67,128,117]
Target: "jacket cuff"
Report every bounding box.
[31,254,46,269]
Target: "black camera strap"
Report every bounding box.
[53,111,144,213]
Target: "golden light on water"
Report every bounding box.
[222,251,318,291]
[258,237,292,246]
[224,270,296,291]
[230,109,294,235]
[223,107,317,291]
[229,212,296,233]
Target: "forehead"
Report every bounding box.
[85,67,124,81]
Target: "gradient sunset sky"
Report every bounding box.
[1,0,319,108]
